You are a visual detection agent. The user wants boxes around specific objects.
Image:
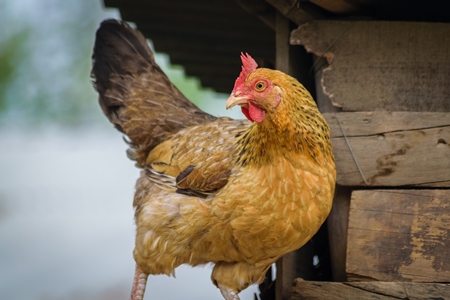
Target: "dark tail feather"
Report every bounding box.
[91,19,215,166]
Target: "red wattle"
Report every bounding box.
[241,107,253,122]
[248,101,265,123]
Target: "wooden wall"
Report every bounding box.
[287,20,450,299]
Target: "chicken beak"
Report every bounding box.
[226,93,248,109]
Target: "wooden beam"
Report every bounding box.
[347,190,450,282]
[275,11,291,74]
[290,280,450,299]
[307,0,359,14]
[276,12,316,96]
[323,112,450,187]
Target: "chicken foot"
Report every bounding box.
[130,265,148,300]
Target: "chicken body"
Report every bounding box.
[135,118,334,288]
[92,20,335,300]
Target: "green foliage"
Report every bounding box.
[0,29,29,113]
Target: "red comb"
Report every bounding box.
[233,53,258,92]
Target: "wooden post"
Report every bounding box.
[275,11,317,300]
[325,186,350,281]
[275,12,299,300]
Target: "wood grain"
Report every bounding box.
[346,190,450,282]
[323,112,450,187]
[291,21,450,112]
[290,279,450,300]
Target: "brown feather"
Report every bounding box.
[144,119,247,197]
[91,19,215,167]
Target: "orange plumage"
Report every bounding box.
[92,19,335,300]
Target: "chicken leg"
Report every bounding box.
[130,265,241,300]
[130,265,147,300]
[219,285,240,300]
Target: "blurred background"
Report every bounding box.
[0,0,255,299]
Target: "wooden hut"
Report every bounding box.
[102,0,450,299]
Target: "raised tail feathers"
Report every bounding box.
[91,19,215,166]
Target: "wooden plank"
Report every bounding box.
[322,112,450,187]
[291,21,450,112]
[326,112,450,137]
[347,190,450,282]
[290,280,450,300]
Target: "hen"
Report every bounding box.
[91,19,336,300]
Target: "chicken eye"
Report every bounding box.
[255,81,266,91]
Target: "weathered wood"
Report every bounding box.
[290,279,450,300]
[291,21,450,112]
[322,112,450,187]
[347,190,450,282]
[326,112,450,137]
